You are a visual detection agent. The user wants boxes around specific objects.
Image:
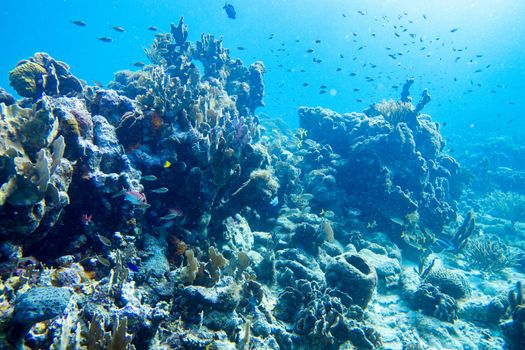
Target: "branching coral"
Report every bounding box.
[465,235,516,274]
[501,281,525,349]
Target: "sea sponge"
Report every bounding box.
[325,253,378,308]
[9,61,47,98]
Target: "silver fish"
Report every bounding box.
[160,213,179,221]
[142,175,158,181]
[151,187,169,194]
[97,235,112,247]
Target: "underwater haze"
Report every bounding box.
[1,0,525,349]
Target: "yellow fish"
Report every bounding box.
[164,160,171,168]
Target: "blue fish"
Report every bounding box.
[126,262,139,272]
[224,2,236,19]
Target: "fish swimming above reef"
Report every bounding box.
[147,26,158,31]
[97,37,113,42]
[224,2,236,19]
[71,20,87,27]
[112,26,125,32]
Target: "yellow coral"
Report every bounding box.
[9,61,47,98]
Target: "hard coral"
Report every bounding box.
[9,53,83,99]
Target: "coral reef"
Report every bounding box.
[298,81,462,252]
[0,14,520,350]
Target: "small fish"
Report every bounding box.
[357,10,366,15]
[315,39,321,44]
[450,27,459,33]
[151,187,169,194]
[320,90,327,94]
[423,14,427,20]
[160,213,180,221]
[71,20,87,27]
[112,26,125,32]
[133,61,145,68]
[112,188,127,198]
[237,46,245,50]
[163,160,171,168]
[349,72,357,76]
[270,197,279,206]
[302,83,309,87]
[224,2,236,19]
[142,175,158,181]
[126,262,139,272]
[137,203,151,211]
[124,191,147,205]
[306,49,314,53]
[323,221,334,242]
[390,217,405,226]
[97,37,113,42]
[336,67,342,71]
[97,235,112,247]
[96,254,110,267]
[147,26,158,31]
[301,193,315,201]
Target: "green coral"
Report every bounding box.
[9,61,47,98]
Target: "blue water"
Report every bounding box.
[1,0,524,136]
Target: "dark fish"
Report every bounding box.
[336,67,342,71]
[315,39,321,43]
[71,20,87,27]
[147,26,158,31]
[126,262,139,272]
[450,27,459,33]
[353,88,360,92]
[357,10,366,15]
[319,90,327,94]
[349,72,357,76]
[302,83,309,86]
[112,26,125,32]
[342,13,347,17]
[320,85,327,89]
[97,37,113,42]
[339,53,344,58]
[237,46,246,50]
[306,49,314,53]
[423,14,427,19]
[133,62,145,68]
[224,3,236,19]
